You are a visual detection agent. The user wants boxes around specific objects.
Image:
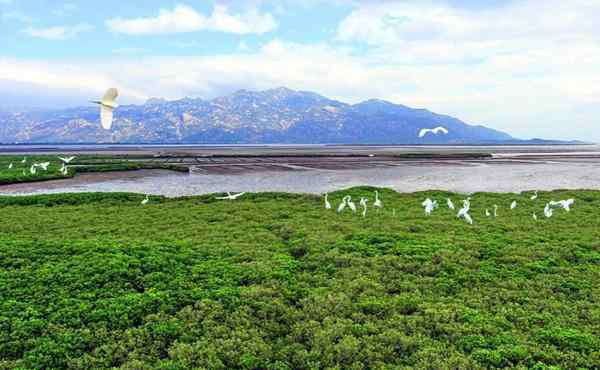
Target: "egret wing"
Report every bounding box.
[100,105,114,130]
[102,88,119,105]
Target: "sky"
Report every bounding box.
[1,0,599,141]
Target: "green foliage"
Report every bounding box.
[0,188,599,369]
[0,155,189,185]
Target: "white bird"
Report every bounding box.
[21,157,26,164]
[447,198,455,210]
[530,191,538,201]
[418,126,449,138]
[485,209,491,217]
[141,195,149,205]
[38,162,50,171]
[8,163,13,169]
[373,190,382,208]
[337,196,348,213]
[493,205,498,218]
[92,88,119,130]
[549,199,575,212]
[359,197,368,217]
[29,165,37,175]
[510,201,517,210]
[347,196,357,213]
[58,156,76,164]
[533,212,538,221]
[215,192,246,200]
[422,198,438,216]
[463,213,474,225]
[59,164,68,176]
[324,193,332,210]
[544,203,553,218]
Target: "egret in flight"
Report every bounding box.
[323,193,332,210]
[373,190,382,209]
[359,197,368,217]
[447,198,455,210]
[215,192,246,200]
[92,88,119,130]
[36,162,50,171]
[58,156,76,164]
[418,126,449,138]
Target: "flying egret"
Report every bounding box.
[347,196,357,213]
[510,201,517,210]
[8,163,13,169]
[58,156,76,164]
[373,190,382,208]
[324,193,332,210]
[418,126,449,138]
[337,196,348,213]
[544,203,553,218]
[38,162,50,171]
[359,197,368,217]
[215,192,246,200]
[447,198,455,210]
[493,205,498,217]
[92,88,119,130]
[530,191,538,201]
[141,195,149,205]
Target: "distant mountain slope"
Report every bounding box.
[0,87,513,144]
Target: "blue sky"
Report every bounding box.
[1,0,600,141]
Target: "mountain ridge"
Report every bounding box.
[0,87,517,144]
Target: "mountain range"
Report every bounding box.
[1,87,519,144]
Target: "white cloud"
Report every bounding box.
[23,23,93,40]
[106,4,277,35]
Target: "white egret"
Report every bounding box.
[422,198,438,216]
[447,198,455,210]
[323,193,332,210]
[29,165,37,175]
[418,126,449,138]
[8,163,13,169]
[493,205,498,217]
[533,212,538,221]
[58,156,76,164]
[92,88,119,130]
[215,192,246,200]
[141,195,149,205]
[510,201,517,210]
[60,164,68,176]
[549,199,575,212]
[373,190,382,208]
[485,209,491,217]
[530,191,538,201]
[38,162,50,171]
[544,203,553,218]
[463,213,473,225]
[337,196,348,213]
[359,197,368,217]
[347,196,357,213]
[21,157,26,164]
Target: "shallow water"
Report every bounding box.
[3,158,600,196]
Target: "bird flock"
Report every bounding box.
[323,190,576,224]
[6,156,76,177]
